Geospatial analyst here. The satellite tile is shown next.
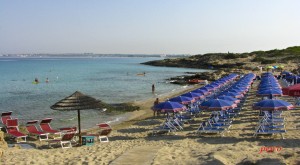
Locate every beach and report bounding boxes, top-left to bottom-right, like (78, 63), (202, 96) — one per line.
(1, 79), (300, 165)
(2, 0), (300, 164)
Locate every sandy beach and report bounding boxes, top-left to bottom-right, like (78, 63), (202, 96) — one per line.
(1, 80), (300, 165)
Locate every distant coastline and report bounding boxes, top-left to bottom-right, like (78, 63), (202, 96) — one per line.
(0, 53), (190, 58)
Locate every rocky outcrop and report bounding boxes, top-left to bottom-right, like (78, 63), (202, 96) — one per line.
(142, 46), (300, 71)
(167, 70), (230, 85)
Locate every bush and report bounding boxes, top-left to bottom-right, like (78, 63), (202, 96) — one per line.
(261, 59), (276, 64)
(282, 56), (298, 61)
(240, 53), (250, 58)
(224, 53), (240, 59)
(252, 56), (264, 62)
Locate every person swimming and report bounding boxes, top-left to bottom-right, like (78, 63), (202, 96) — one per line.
(33, 78), (39, 84)
(137, 72), (146, 76)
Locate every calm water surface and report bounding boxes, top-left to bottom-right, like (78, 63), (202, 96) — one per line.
(0, 57), (208, 129)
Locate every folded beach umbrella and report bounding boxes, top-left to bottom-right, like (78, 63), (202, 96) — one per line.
(169, 96), (195, 105)
(181, 92), (204, 100)
(253, 99), (294, 111)
(152, 101), (186, 113)
(200, 99), (237, 110)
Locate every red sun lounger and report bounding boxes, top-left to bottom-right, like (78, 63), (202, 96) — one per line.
(48, 132), (76, 149)
(40, 118), (61, 139)
(6, 119), (27, 143)
(26, 120), (49, 141)
(88, 123), (112, 142)
(1, 111), (13, 126)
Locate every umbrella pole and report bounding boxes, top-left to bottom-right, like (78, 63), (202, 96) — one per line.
(78, 109), (82, 145)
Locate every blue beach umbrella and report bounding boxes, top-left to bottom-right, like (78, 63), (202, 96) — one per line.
(152, 101), (186, 113)
(181, 92), (204, 100)
(169, 96), (195, 105)
(217, 96), (240, 103)
(229, 87), (248, 94)
(198, 87), (210, 93)
(200, 99), (237, 110)
(191, 89), (206, 95)
(226, 89), (245, 94)
(253, 99), (294, 111)
(210, 82), (221, 87)
(257, 88), (282, 96)
(258, 84), (281, 89)
(205, 84), (217, 90)
(220, 91), (244, 98)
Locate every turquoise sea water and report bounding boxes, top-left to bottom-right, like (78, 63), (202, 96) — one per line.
(0, 57), (208, 129)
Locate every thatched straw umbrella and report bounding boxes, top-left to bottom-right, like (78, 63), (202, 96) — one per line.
(50, 91), (104, 145)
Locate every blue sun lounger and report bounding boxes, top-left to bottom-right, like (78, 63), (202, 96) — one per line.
(152, 120), (177, 135)
(197, 121), (226, 136)
(254, 125), (286, 139)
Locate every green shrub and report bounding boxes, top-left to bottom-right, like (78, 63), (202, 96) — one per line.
(240, 53), (250, 58)
(252, 56), (264, 62)
(261, 59), (276, 64)
(224, 53), (239, 59)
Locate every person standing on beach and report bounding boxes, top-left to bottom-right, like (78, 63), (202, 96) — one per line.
(152, 84), (155, 93)
(153, 98), (159, 116)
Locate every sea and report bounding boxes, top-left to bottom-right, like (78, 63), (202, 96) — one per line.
(0, 57), (208, 130)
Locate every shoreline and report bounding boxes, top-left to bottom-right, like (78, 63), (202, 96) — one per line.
(87, 84), (202, 132)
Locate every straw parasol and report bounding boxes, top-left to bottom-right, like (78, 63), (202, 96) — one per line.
(51, 91), (104, 144)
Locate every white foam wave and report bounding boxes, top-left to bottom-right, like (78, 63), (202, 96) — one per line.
(106, 117), (123, 124)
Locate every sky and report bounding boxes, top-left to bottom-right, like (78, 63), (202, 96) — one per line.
(0, 0), (300, 55)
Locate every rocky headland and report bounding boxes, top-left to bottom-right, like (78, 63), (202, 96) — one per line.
(142, 46), (300, 84)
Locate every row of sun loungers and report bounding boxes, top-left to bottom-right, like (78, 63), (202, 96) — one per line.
(196, 74), (253, 136)
(1, 112), (112, 148)
(253, 73), (287, 139)
(152, 73), (254, 136)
